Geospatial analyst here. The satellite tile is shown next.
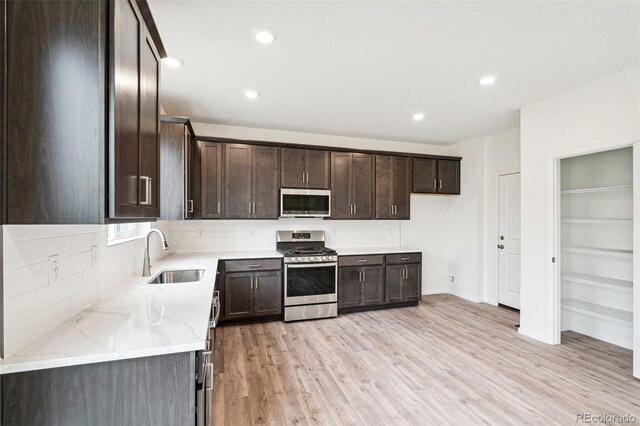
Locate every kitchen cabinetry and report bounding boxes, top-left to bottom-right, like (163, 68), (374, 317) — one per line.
(110, 0), (161, 219)
(281, 148), (330, 189)
(2, 352), (195, 425)
(160, 116), (194, 220)
(376, 155), (412, 219)
(413, 158), (461, 195)
(2, 0), (164, 223)
(331, 152), (375, 219)
(195, 141), (223, 219)
(219, 259), (283, 322)
(338, 252), (421, 313)
(225, 144), (279, 219)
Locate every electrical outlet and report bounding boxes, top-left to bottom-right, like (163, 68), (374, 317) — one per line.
(448, 274), (455, 283)
(250, 229), (256, 238)
(197, 229), (203, 238)
(91, 245), (99, 267)
(48, 255), (60, 284)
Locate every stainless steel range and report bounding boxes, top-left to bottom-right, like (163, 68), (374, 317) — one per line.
(276, 230), (338, 322)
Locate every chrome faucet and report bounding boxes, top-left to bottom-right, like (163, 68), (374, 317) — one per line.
(143, 229), (169, 277)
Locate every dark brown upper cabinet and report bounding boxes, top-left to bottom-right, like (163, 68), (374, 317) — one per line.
(412, 158), (461, 195)
(225, 144), (279, 219)
(2, 0), (164, 224)
(159, 117), (194, 220)
(109, 0), (161, 220)
(376, 156), (412, 220)
(331, 153), (375, 219)
(194, 141), (223, 219)
(280, 148), (330, 189)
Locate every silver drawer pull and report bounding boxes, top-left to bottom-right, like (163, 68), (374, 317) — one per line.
(357, 259), (368, 262)
(247, 264), (261, 268)
(400, 257), (410, 261)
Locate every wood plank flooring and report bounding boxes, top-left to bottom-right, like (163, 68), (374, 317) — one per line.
(211, 294), (640, 425)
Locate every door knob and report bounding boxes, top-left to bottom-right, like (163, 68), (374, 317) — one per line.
(497, 244), (505, 249)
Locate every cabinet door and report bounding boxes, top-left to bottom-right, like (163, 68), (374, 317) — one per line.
(252, 146), (279, 219)
(412, 158), (438, 193)
(375, 155), (393, 219)
(224, 144), (252, 218)
(184, 127), (194, 219)
(385, 265), (404, 304)
(281, 148), (306, 188)
(392, 157), (412, 219)
(338, 267), (362, 309)
(159, 121), (185, 220)
(138, 32), (160, 218)
(198, 141), (223, 219)
(254, 271), (282, 317)
(112, 0), (142, 218)
(224, 272), (253, 320)
(305, 150), (330, 189)
(404, 264), (421, 302)
(438, 160), (460, 194)
(351, 153), (375, 219)
(331, 152), (352, 219)
(361, 265), (385, 306)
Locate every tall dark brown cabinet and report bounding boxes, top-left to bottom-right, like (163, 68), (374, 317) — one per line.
(280, 148), (330, 189)
(159, 116), (194, 220)
(375, 155), (412, 220)
(194, 141), (223, 219)
(330, 152), (375, 219)
(1, 0), (164, 224)
(224, 144), (279, 219)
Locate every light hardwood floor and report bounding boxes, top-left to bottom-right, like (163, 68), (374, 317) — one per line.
(211, 294), (640, 425)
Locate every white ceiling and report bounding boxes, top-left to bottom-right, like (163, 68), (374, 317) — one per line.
(148, 1), (640, 145)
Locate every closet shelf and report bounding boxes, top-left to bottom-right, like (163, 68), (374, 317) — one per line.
(561, 219), (632, 224)
(562, 299), (632, 325)
(562, 272), (633, 291)
(562, 246), (633, 257)
(561, 185), (633, 195)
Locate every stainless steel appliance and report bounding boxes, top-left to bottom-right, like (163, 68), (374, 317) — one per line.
(195, 290), (219, 426)
(280, 189), (331, 218)
(276, 230), (338, 321)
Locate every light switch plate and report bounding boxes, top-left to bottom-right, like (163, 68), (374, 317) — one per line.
(48, 255), (60, 284)
(91, 245), (99, 267)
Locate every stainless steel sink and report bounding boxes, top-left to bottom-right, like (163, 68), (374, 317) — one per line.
(147, 269), (205, 284)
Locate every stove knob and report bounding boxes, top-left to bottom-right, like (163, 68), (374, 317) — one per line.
(291, 257), (298, 262)
(321, 256), (328, 261)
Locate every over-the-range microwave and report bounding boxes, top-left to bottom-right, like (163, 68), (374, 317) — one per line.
(280, 188), (331, 218)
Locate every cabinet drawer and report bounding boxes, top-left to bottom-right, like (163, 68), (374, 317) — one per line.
(224, 258), (282, 272)
(338, 255), (384, 267)
(385, 253), (422, 264)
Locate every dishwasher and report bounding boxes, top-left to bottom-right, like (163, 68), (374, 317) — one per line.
(196, 289), (220, 426)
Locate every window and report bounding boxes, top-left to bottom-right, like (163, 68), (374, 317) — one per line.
(107, 222), (152, 245)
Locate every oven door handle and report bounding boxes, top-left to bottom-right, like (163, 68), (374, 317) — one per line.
(285, 262), (337, 269)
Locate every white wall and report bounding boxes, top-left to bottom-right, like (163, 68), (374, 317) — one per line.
(1, 223), (170, 358)
(482, 128), (521, 304)
(519, 66), (640, 355)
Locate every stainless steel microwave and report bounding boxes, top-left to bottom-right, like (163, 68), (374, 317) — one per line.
(280, 189), (331, 218)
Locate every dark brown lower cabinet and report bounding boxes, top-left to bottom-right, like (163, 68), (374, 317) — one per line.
(386, 263), (421, 304)
(220, 259), (282, 323)
(1, 352), (195, 426)
(338, 253), (421, 313)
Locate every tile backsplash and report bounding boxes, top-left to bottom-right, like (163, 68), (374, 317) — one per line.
(2, 224), (170, 358)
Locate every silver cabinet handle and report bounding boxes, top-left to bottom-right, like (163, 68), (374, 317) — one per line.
(249, 202), (252, 214)
(350, 204), (353, 215)
(187, 199), (194, 213)
(247, 264), (262, 268)
(401, 257), (410, 261)
(362, 270), (365, 281)
(439, 180), (443, 190)
(140, 176), (152, 205)
(255, 276), (259, 290)
(357, 259), (368, 263)
(250, 277), (253, 289)
(217, 201), (220, 214)
(354, 204), (357, 215)
(302, 173), (305, 183)
(253, 203), (256, 214)
(358, 271), (363, 282)
(433, 179), (437, 190)
(306, 173), (309, 183)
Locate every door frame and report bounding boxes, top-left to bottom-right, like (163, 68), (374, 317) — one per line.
(495, 170), (521, 308)
(549, 138), (638, 377)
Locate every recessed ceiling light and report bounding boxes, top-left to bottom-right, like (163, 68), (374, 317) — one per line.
(478, 75), (497, 85)
(253, 28), (277, 44)
(162, 56), (184, 68)
(412, 112), (425, 121)
(244, 90), (260, 100)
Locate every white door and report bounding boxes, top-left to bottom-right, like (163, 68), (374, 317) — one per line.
(498, 173), (521, 309)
